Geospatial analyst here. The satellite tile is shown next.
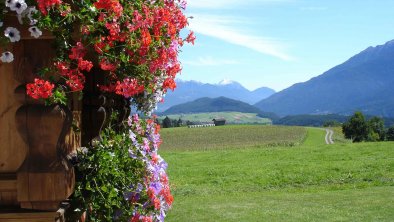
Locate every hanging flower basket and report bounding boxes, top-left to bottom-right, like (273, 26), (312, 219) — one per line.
(0, 0), (194, 221)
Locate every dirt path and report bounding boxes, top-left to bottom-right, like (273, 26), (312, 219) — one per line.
(325, 129), (334, 144)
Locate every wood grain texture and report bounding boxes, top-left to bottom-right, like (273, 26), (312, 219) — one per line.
(0, 208), (64, 222)
(0, 45), (28, 173)
(16, 105), (76, 210)
(0, 180), (17, 191)
(0, 191), (18, 206)
(1, 15), (80, 211)
(3, 14), (54, 40)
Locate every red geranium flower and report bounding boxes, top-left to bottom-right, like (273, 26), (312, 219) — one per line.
(26, 78), (55, 99)
(69, 42), (86, 60)
(99, 59), (117, 71)
(115, 78), (144, 98)
(163, 77), (176, 91)
(94, 0), (123, 17)
(78, 59), (93, 72)
(36, 0), (62, 15)
(185, 30), (196, 45)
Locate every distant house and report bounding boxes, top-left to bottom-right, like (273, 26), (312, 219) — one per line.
(212, 118), (226, 126)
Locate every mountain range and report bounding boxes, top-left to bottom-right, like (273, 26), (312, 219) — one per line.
(255, 40), (394, 117)
(156, 80), (275, 112)
(161, 97), (261, 115)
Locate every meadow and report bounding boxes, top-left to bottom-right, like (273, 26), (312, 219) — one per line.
(159, 112), (272, 125)
(159, 126), (394, 221)
(159, 125), (306, 151)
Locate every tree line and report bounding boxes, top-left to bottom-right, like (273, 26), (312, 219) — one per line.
(161, 116), (184, 128)
(342, 111), (394, 142)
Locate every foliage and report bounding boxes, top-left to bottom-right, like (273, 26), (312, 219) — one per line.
(387, 126), (394, 141)
(367, 116), (386, 141)
(323, 120), (341, 127)
(1, 0), (194, 114)
(161, 116), (183, 128)
(176, 118), (183, 127)
(159, 125), (307, 151)
(275, 114), (349, 127)
(161, 127), (394, 221)
(342, 112), (369, 142)
(330, 127), (352, 144)
(343, 112), (388, 142)
(2, 1), (192, 221)
(274, 113), (394, 128)
(161, 116), (172, 128)
(69, 114), (173, 221)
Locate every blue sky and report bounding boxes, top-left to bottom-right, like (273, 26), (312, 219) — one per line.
(179, 0), (394, 91)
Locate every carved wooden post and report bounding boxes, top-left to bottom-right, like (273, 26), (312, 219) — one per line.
(81, 67), (131, 145)
(0, 14), (131, 221)
(0, 16), (80, 221)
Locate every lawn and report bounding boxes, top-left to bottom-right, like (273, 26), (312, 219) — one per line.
(160, 125), (307, 151)
(159, 126), (394, 221)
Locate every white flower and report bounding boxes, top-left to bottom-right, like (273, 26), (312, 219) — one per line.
(4, 27), (21, 42)
(5, 0), (15, 7)
(15, 6), (37, 25)
(28, 26), (42, 38)
(27, 7), (38, 25)
(0, 52), (14, 63)
(9, 0), (28, 14)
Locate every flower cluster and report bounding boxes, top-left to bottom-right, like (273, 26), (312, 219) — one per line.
(1, 1), (192, 221)
(1, 0), (42, 62)
(71, 114), (173, 222)
(1, 0), (194, 115)
(26, 78), (54, 99)
(126, 114), (173, 221)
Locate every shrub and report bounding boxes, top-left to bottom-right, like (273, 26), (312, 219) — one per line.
(387, 126), (394, 141)
(342, 112), (368, 142)
(69, 114), (173, 221)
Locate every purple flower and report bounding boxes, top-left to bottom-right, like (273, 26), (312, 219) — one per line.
(158, 156), (168, 171)
(143, 138), (150, 152)
(123, 191), (132, 201)
(179, 0), (187, 10)
(149, 182), (162, 195)
(159, 209), (166, 222)
(129, 130), (136, 141)
(137, 183), (144, 192)
(132, 114), (139, 123)
(128, 149), (138, 159)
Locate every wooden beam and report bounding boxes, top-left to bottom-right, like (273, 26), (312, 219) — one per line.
(0, 208), (65, 222)
(0, 180), (17, 191)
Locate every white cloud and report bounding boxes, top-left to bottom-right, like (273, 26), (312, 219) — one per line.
(188, 15), (294, 61)
(183, 56), (240, 66)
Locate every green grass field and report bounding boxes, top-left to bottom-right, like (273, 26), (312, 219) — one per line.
(159, 126), (394, 221)
(330, 126), (352, 144)
(159, 112), (272, 125)
(160, 125), (306, 151)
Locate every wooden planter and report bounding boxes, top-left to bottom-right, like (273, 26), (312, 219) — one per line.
(0, 15), (130, 221)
